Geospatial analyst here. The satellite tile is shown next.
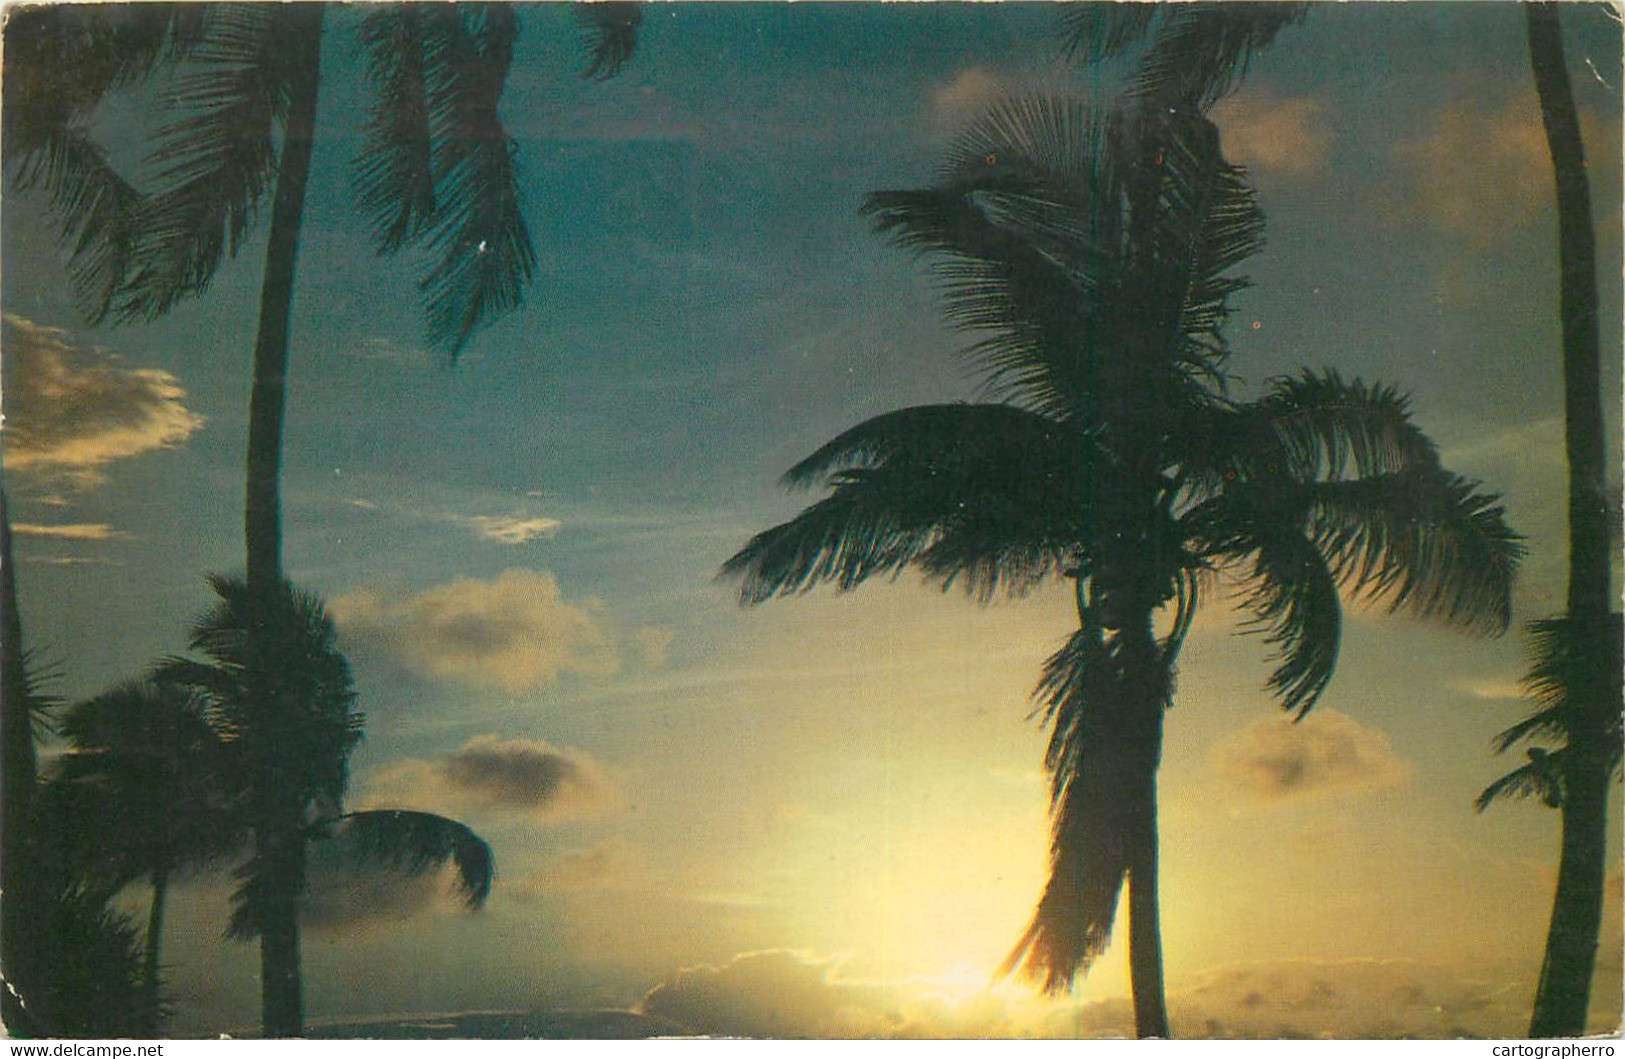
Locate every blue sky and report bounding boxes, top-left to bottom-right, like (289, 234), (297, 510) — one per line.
(3, 2), (1622, 1038)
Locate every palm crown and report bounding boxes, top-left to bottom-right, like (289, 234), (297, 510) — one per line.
(724, 98), (1521, 1026)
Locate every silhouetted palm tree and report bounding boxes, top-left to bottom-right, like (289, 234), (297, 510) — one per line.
(164, 576), (493, 1021)
(4, 5), (636, 1035)
(724, 99), (1521, 1038)
(47, 677), (242, 1012)
(1, 489), (163, 1036)
(2, 488), (46, 1034)
(1477, 4), (1623, 1038)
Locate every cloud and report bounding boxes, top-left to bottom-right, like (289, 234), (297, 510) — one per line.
(1170, 958), (1535, 1039)
(10, 522), (121, 542)
(1211, 709), (1412, 803)
(364, 735), (619, 823)
(331, 569), (616, 692)
(634, 952), (1574, 1039)
(640, 950), (904, 1038)
(631, 625), (676, 669)
(459, 514), (562, 545)
(1212, 89), (1335, 178)
(2, 315), (204, 486)
(928, 67), (1007, 135)
(1390, 89), (1618, 246)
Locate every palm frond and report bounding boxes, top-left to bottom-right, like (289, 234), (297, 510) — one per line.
(1225, 371), (1444, 485)
(865, 98), (1114, 419)
(574, 2), (642, 81)
(1003, 620), (1167, 991)
(1057, 4), (1159, 62)
(1123, 3), (1310, 111)
(1241, 525), (1342, 717)
(1477, 748), (1567, 811)
(109, 5), (298, 322)
(1484, 614), (1624, 797)
(1301, 470), (1521, 634)
(2, 5), (202, 322)
(724, 404), (1090, 604)
(413, 5), (536, 358)
(354, 7), (439, 254)
(331, 809), (494, 908)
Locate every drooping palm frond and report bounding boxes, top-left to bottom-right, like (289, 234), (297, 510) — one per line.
(724, 404), (1092, 603)
(355, 7), (439, 254)
(413, 5), (536, 357)
(329, 809), (495, 908)
(2, 4), (204, 321)
(110, 5), (309, 322)
(574, 2), (642, 81)
(1003, 620), (1167, 992)
(1239, 522), (1343, 717)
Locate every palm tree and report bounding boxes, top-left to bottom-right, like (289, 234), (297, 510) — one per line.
(2, 488), (46, 1035)
(163, 576), (494, 1035)
(46, 677), (243, 1013)
(4, 4), (637, 1036)
(1476, 4), (1622, 1038)
(723, 99), (1521, 1038)
(1, 489), (164, 1036)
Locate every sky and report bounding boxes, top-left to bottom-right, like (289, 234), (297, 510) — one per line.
(2, 1), (1623, 1040)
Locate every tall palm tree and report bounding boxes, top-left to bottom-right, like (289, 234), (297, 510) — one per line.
(46, 677), (243, 1013)
(1477, 4), (1622, 1038)
(160, 575), (495, 1034)
(723, 99), (1521, 1038)
(4, 4), (637, 1036)
(1, 488), (45, 1035)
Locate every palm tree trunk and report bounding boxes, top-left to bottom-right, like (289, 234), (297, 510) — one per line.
(143, 864), (170, 1014)
(1127, 784), (1170, 1038)
(0, 488), (42, 1034)
(1524, 3), (1616, 1038)
(243, 4), (324, 1039)
(1531, 743), (1611, 1036)
(1526, 2), (1609, 621)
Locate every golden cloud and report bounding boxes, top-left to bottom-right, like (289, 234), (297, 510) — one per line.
(1390, 89), (1618, 246)
(1212, 89), (1335, 178)
(1210, 708), (1412, 803)
(2, 314), (204, 485)
(331, 569), (617, 692)
(11, 522), (121, 541)
(460, 514), (563, 545)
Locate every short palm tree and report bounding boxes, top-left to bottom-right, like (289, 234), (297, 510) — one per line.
(159, 576), (494, 1027)
(723, 99), (1521, 1038)
(46, 677), (243, 1014)
(4, 4), (636, 1035)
